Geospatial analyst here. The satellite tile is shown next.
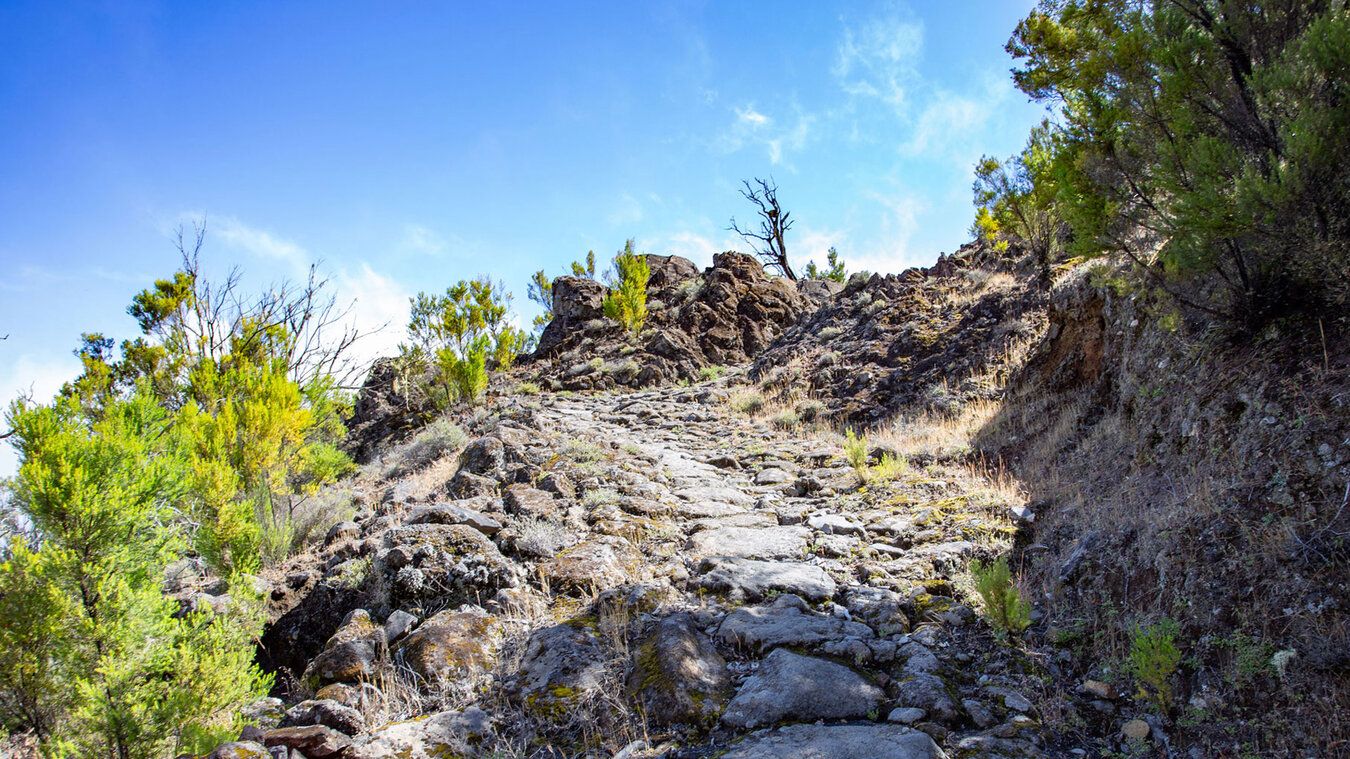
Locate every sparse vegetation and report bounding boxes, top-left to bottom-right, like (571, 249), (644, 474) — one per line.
(1128, 619), (1183, 713)
(602, 240), (650, 337)
(970, 556), (1031, 642)
(728, 389), (766, 415)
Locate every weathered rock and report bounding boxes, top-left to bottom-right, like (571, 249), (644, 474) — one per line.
(459, 437), (505, 477)
(754, 467), (793, 485)
(263, 725), (352, 759)
(383, 610), (418, 645)
(892, 673), (961, 724)
(537, 472), (575, 499)
(807, 513), (864, 535)
(208, 742), (270, 759)
(314, 683), (383, 712)
(719, 724), (947, 759)
(396, 609), (503, 685)
(697, 557), (836, 603)
(687, 525), (811, 560)
(721, 649), (883, 729)
(503, 485), (560, 519)
(405, 502), (502, 536)
(627, 613), (731, 727)
(352, 708), (490, 759)
(377, 524), (521, 608)
(445, 470), (497, 499)
(539, 535), (642, 595)
(844, 585), (910, 634)
(279, 699), (365, 736)
(324, 521), (361, 547)
(302, 610), (383, 686)
(716, 596), (874, 654)
(509, 624), (609, 718)
(1121, 719), (1151, 740)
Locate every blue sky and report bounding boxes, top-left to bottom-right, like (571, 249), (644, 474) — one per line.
(0, 1), (1046, 474)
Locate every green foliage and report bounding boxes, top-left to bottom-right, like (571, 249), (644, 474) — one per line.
(971, 120), (1064, 280)
(572, 250), (597, 279)
(970, 556), (1032, 641)
(698, 365), (727, 382)
(404, 277), (527, 406)
(58, 240), (357, 573)
(1006, 1), (1350, 327)
(870, 453), (908, 482)
(602, 240), (650, 336)
(527, 270), (553, 336)
(804, 247), (848, 282)
(1128, 618), (1182, 712)
(1, 393), (269, 757)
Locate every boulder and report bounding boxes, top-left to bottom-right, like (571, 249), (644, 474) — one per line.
(627, 613), (731, 727)
(508, 624), (609, 719)
(716, 597), (874, 654)
(458, 437), (505, 477)
(302, 610), (383, 687)
(539, 536), (642, 595)
(278, 699), (365, 736)
(396, 609), (503, 685)
(262, 725), (352, 759)
(352, 708), (490, 759)
(687, 526), (811, 561)
(404, 502), (502, 536)
(720, 649), (883, 729)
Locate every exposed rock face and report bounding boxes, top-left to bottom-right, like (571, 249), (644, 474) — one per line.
(751, 242), (1048, 426)
(526, 252), (807, 389)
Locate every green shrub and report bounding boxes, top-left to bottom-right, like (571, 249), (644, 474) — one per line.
(771, 409), (799, 431)
(1, 393), (270, 757)
(516, 381), (541, 395)
(970, 556), (1032, 641)
(795, 399), (826, 423)
(405, 277), (526, 406)
(843, 427), (869, 473)
(603, 240), (650, 336)
(871, 453), (908, 482)
(699, 365), (727, 381)
(1129, 618), (1183, 712)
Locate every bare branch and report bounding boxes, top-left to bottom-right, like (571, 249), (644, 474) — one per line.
(728, 177), (797, 279)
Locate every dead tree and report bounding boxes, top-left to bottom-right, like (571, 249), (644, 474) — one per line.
(728, 177), (796, 280)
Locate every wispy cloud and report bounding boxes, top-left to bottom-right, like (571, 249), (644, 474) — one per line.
(735, 105), (771, 128)
(336, 264), (411, 367)
(720, 102), (815, 167)
(402, 224), (447, 256)
(607, 192), (645, 227)
(212, 216), (310, 274)
(834, 10), (924, 110)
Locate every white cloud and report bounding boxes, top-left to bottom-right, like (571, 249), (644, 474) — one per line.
(794, 226), (848, 271)
(721, 103), (815, 167)
(736, 105), (771, 128)
(841, 190), (932, 275)
(835, 11), (925, 109)
(334, 264), (412, 372)
(901, 75), (1016, 169)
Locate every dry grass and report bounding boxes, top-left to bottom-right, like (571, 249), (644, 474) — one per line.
(873, 398), (1002, 461)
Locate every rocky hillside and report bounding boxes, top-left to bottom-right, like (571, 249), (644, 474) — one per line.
(218, 381), (1062, 759)
(191, 243), (1350, 759)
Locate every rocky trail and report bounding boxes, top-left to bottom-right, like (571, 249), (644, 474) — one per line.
(224, 375), (1108, 759)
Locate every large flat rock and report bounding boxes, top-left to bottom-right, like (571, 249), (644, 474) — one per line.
(687, 526), (811, 560)
(716, 598), (874, 654)
(721, 649), (882, 729)
(720, 724), (947, 759)
(697, 557), (836, 602)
